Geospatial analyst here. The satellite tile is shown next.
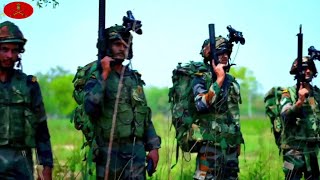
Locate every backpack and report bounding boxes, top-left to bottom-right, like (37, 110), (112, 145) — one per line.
(263, 86), (296, 148)
(168, 61), (210, 153)
(71, 60), (99, 148)
(70, 61), (100, 175)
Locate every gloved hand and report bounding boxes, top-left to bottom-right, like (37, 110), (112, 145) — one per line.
(146, 149), (159, 171)
(37, 166), (52, 180)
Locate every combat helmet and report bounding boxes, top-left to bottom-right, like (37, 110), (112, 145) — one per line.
(105, 24), (133, 59)
(290, 56), (318, 78)
(0, 21), (27, 52)
(200, 36), (233, 59)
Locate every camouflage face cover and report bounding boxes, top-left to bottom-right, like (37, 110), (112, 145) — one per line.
(200, 36), (232, 58)
(290, 56), (318, 77)
(0, 21), (27, 45)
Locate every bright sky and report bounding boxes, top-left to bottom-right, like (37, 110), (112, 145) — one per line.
(1, 0), (320, 94)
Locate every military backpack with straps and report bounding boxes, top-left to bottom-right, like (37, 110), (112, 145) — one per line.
(168, 61), (211, 153)
(71, 61), (99, 149)
(264, 86), (296, 148)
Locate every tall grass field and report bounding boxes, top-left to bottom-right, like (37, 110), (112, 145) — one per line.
(47, 116), (284, 180)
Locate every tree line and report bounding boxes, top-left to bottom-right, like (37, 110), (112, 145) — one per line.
(35, 66), (265, 119)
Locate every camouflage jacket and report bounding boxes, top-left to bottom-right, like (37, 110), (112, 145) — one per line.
(280, 85), (320, 149)
(83, 65), (160, 151)
(191, 65), (243, 147)
(0, 70), (53, 167)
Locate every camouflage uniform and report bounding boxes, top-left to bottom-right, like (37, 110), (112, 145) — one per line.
(192, 37), (243, 180)
(280, 57), (320, 180)
(0, 21), (53, 179)
(84, 25), (161, 180)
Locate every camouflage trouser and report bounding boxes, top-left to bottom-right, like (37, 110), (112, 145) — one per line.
(193, 145), (240, 180)
(95, 138), (146, 180)
(0, 147), (34, 180)
(283, 148), (320, 180)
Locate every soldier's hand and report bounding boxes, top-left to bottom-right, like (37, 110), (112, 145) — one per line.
(146, 149), (159, 171)
(37, 166), (52, 180)
(212, 62), (226, 87)
(43, 166), (52, 180)
(101, 56), (114, 80)
(297, 84), (308, 106)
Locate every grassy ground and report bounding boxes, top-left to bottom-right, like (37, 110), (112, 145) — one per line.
(47, 116), (284, 179)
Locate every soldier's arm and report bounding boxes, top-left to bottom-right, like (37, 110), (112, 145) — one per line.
(144, 118), (161, 151)
(28, 76), (53, 168)
(280, 90), (301, 121)
(83, 76), (107, 119)
(192, 76), (220, 112)
(136, 84), (161, 151)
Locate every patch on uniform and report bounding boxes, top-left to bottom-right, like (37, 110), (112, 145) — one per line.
(283, 161), (294, 170)
(280, 98), (287, 106)
(194, 72), (204, 76)
(31, 76), (37, 82)
(137, 85), (143, 94)
(132, 86), (144, 102)
(282, 92), (290, 99)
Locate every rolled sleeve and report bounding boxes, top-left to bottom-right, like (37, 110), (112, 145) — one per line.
(192, 76), (220, 112)
(280, 93), (300, 122)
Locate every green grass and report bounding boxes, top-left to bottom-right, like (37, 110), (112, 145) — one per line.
(47, 116), (284, 179)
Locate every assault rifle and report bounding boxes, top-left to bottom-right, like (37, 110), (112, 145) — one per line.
(296, 25), (304, 99)
(96, 0), (106, 72)
(208, 24), (245, 81)
(208, 24), (218, 82)
(96, 10), (143, 70)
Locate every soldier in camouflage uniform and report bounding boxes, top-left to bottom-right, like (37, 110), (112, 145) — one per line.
(192, 37), (244, 180)
(280, 56), (320, 179)
(84, 25), (161, 179)
(0, 21), (53, 179)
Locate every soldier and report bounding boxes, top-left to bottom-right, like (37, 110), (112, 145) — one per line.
(192, 36), (244, 180)
(83, 24), (161, 179)
(0, 21), (53, 179)
(280, 56), (320, 179)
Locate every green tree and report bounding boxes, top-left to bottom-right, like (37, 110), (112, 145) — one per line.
(36, 66), (75, 118)
(145, 86), (170, 116)
(230, 66), (264, 118)
(32, 0), (59, 8)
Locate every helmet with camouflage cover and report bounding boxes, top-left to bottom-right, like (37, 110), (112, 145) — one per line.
(0, 21), (27, 53)
(104, 24), (133, 59)
(200, 36), (233, 58)
(290, 56), (318, 78)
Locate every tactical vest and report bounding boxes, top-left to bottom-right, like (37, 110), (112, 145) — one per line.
(0, 70), (38, 148)
(281, 86), (320, 149)
(192, 72), (244, 147)
(95, 67), (151, 142)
